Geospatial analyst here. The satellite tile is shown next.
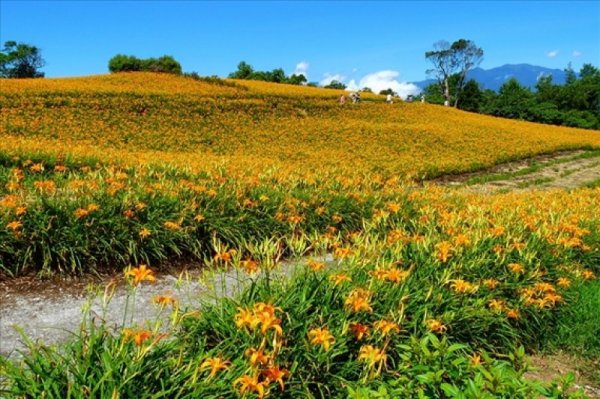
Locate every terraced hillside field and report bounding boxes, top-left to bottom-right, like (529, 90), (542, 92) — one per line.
(1, 73), (599, 399)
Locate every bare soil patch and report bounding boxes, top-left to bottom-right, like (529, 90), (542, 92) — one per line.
(433, 149), (600, 192)
(526, 353), (600, 398)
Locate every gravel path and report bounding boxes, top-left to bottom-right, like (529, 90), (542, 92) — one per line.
(0, 256), (326, 358)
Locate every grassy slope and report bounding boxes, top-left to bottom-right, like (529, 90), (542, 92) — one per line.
(1, 73), (599, 178)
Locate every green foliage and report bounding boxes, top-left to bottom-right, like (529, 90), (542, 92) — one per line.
(228, 61), (307, 86)
(108, 54), (182, 74)
(379, 88), (396, 96)
(548, 280), (600, 357)
(0, 40), (45, 78)
(324, 80), (346, 90)
(429, 63), (600, 129)
(425, 39), (484, 107)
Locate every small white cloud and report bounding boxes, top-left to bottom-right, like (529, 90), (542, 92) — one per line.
(346, 79), (359, 91)
(320, 73), (345, 86)
(546, 50), (559, 58)
(294, 61), (309, 77)
(572, 50), (582, 57)
(352, 68), (358, 73)
(345, 70), (420, 99)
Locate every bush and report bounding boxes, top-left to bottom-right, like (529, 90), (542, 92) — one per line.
(108, 54), (181, 74)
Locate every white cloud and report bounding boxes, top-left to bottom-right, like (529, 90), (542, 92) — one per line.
(346, 70), (420, 99)
(294, 61), (309, 77)
(546, 50), (559, 58)
(320, 73), (346, 86)
(572, 50), (582, 57)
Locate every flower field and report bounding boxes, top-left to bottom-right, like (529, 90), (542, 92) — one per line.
(1, 73), (599, 398)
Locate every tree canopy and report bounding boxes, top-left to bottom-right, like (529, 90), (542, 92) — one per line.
(424, 63), (600, 130)
(0, 41), (45, 78)
(108, 54), (182, 74)
(425, 39), (483, 107)
(228, 61), (307, 85)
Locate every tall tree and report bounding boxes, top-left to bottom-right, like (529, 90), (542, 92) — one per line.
(0, 41), (45, 78)
(228, 61), (254, 79)
(425, 39), (483, 107)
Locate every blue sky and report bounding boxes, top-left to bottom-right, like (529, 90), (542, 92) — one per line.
(1, 0), (598, 92)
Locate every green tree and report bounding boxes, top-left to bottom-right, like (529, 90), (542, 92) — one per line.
(228, 61), (254, 79)
(288, 73), (307, 85)
(108, 54), (182, 74)
(142, 56), (182, 74)
(0, 41), (45, 78)
(324, 80), (346, 90)
(108, 54), (142, 72)
(425, 39), (483, 107)
(457, 79), (483, 112)
(488, 78), (535, 120)
(379, 88), (396, 96)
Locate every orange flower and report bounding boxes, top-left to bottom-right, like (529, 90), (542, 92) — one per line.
(373, 320), (400, 336)
(164, 221), (181, 230)
(435, 241), (452, 262)
(240, 258), (259, 274)
(308, 327), (335, 351)
(199, 356), (230, 378)
(383, 268), (410, 283)
(349, 323), (369, 341)
(139, 227), (151, 238)
(123, 328), (152, 346)
(245, 347), (271, 367)
(483, 278), (499, 289)
(506, 308), (520, 319)
(556, 277), (571, 287)
(582, 270), (595, 280)
(453, 234), (470, 247)
(153, 294), (177, 307)
(449, 279), (477, 294)
(234, 374), (267, 399)
(74, 208), (89, 219)
(358, 345), (386, 369)
(426, 319), (447, 333)
(30, 163), (44, 173)
(470, 353), (482, 367)
(488, 299), (505, 312)
(123, 209), (135, 218)
(508, 263), (525, 274)
(345, 289), (373, 313)
(235, 307), (260, 330)
(125, 264), (156, 285)
(6, 220), (22, 230)
(386, 202), (401, 213)
(307, 260), (325, 271)
(334, 246), (352, 259)
(329, 273), (351, 285)
(262, 366), (289, 391)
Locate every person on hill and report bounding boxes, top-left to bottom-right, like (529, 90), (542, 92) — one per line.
(386, 94), (393, 104)
(350, 92), (361, 103)
(339, 94), (346, 104)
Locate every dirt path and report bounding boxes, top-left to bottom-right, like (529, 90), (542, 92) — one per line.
(526, 353), (600, 398)
(435, 149), (600, 192)
(0, 257), (324, 358)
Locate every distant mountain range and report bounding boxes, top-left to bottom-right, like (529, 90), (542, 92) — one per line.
(413, 64), (568, 92)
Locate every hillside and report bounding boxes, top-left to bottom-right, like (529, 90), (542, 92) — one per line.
(1, 72), (599, 275)
(2, 73), (600, 399)
(1, 72), (599, 179)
